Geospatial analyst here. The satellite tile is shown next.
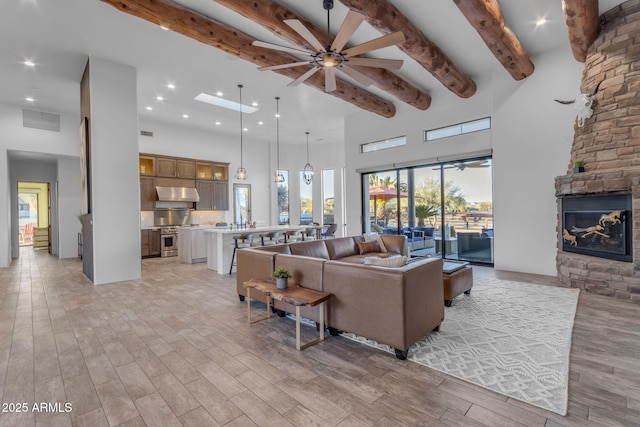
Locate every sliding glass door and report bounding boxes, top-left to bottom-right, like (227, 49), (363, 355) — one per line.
(363, 157), (493, 264)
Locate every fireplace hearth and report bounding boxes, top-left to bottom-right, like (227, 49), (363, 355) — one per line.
(561, 195), (632, 262)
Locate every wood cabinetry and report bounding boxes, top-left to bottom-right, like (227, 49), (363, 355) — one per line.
(33, 227), (49, 250)
(196, 162), (213, 180)
(141, 229), (161, 258)
(139, 156), (155, 175)
(140, 176), (156, 211)
(176, 160), (196, 179)
(213, 164), (228, 181)
(196, 181), (213, 210)
(213, 181), (229, 210)
(156, 157), (176, 177)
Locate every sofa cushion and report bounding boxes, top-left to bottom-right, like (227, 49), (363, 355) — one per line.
(325, 237), (358, 260)
(363, 234), (387, 252)
(364, 255), (407, 267)
(289, 240), (330, 259)
(356, 240), (381, 255)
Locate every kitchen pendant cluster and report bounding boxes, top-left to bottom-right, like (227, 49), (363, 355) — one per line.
(233, 85), (315, 185)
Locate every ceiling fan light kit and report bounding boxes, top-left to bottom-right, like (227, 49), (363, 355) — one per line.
(235, 84), (248, 180)
(252, 0), (405, 93)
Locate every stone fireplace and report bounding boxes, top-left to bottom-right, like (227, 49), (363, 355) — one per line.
(556, 0), (640, 301)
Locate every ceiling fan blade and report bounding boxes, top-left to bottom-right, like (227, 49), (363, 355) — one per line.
(287, 67), (321, 87)
(258, 61), (312, 71)
(325, 67), (337, 92)
(284, 19), (326, 52)
(336, 65), (376, 87)
(252, 40), (313, 56)
(342, 31), (406, 58)
(330, 10), (366, 52)
(346, 57), (403, 70)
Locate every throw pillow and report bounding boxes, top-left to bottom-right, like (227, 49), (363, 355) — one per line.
(356, 240), (381, 255)
(363, 255), (407, 267)
(363, 234), (387, 252)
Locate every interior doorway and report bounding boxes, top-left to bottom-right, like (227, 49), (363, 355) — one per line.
(233, 183), (251, 226)
(18, 181), (50, 250)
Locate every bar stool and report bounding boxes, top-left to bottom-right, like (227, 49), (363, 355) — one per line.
(302, 228), (316, 241)
(283, 230), (299, 243)
(229, 234), (254, 275)
(260, 231), (280, 246)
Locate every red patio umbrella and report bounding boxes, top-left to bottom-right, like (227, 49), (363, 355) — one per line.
(369, 186), (408, 226)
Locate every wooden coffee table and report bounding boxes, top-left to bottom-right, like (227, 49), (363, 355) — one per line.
(243, 279), (331, 350)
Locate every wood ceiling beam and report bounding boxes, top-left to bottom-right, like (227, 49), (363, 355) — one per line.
(214, 0), (431, 111)
(339, 0), (476, 98)
(453, 0), (535, 81)
(561, 0), (600, 62)
(99, 0), (395, 118)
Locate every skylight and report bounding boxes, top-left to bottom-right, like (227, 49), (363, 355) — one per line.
(194, 93), (259, 114)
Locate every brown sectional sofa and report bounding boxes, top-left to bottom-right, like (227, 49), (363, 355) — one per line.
(236, 235), (444, 359)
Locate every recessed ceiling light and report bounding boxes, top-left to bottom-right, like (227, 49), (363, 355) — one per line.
(258, 121), (264, 125)
(182, 114), (189, 118)
(156, 96), (164, 101)
(536, 18), (547, 26)
(160, 25), (169, 31)
(25, 97), (34, 102)
(215, 121), (221, 125)
(146, 106), (153, 111)
(216, 91), (223, 97)
(243, 128), (248, 132)
(275, 113), (280, 118)
(252, 102), (258, 107)
(24, 60), (35, 67)
(167, 83), (175, 89)
(194, 93), (259, 114)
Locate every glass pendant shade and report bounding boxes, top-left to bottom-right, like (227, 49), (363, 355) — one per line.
(235, 84), (247, 180)
(302, 131), (314, 185)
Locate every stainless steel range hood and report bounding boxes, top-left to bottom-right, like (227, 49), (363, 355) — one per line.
(156, 186), (200, 202)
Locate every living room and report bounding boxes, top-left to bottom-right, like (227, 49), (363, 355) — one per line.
(1, 0), (639, 426)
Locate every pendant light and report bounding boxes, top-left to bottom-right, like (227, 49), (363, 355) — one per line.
(302, 131), (314, 185)
(234, 84), (247, 180)
(274, 97), (285, 183)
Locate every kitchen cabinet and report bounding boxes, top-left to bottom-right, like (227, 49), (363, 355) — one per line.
(176, 160), (196, 179)
(178, 228), (207, 263)
(139, 156), (155, 175)
(141, 229), (161, 258)
(195, 181), (213, 210)
(213, 181), (229, 210)
(195, 181), (228, 211)
(156, 157), (176, 177)
(213, 164), (228, 181)
(196, 162), (213, 180)
(140, 176), (156, 211)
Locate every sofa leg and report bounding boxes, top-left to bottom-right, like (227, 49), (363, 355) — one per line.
(328, 327), (340, 336)
(238, 295), (245, 302)
(432, 324), (440, 332)
(394, 348), (408, 360)
(464, 289), (472, 295)
(444, 300), (452, 307)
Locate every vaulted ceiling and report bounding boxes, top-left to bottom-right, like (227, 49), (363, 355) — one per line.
(0, 0), (623, 145)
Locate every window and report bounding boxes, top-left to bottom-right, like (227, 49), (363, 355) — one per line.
(361, 136), (406, 153)
(425, 117), (491, 141)
(322, 170), (334, 224)
(277, 170), (289, 225)
(299, 171), (313, 224)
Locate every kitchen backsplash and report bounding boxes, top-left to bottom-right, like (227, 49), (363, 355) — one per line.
(190, 210), (227, 225)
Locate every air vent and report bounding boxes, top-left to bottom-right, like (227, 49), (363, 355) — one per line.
(23, 109), (60, 132)
(140, 130), (154, 137)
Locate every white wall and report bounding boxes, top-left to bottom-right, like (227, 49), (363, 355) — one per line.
(345, 45), (583, 276)
(0, 104), (80, 267)
(88, 57), (140, 284)
(57, 157), (82, 258)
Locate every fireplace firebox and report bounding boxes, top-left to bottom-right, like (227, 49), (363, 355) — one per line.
(561, 194), (632, 262)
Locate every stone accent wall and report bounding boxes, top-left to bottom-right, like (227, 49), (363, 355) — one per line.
(556, 0), (640, 301)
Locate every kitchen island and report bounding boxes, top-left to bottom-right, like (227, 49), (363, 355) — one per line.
(204, 225), (320, 274)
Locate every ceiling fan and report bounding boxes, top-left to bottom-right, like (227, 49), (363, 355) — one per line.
(251, 0), (405, 92)
(444, 160), (490, 171)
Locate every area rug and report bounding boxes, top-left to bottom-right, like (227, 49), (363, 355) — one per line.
(341, 278), (580, 415)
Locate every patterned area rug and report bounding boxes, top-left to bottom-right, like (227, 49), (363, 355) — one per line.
(341, 278), (580, 415)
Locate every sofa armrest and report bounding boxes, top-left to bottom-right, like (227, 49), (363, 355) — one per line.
(236, 248), (277, 301)
(380, 234), (408, 256)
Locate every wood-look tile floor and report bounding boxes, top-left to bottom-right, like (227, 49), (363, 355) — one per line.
(1, 248), (639, 426)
